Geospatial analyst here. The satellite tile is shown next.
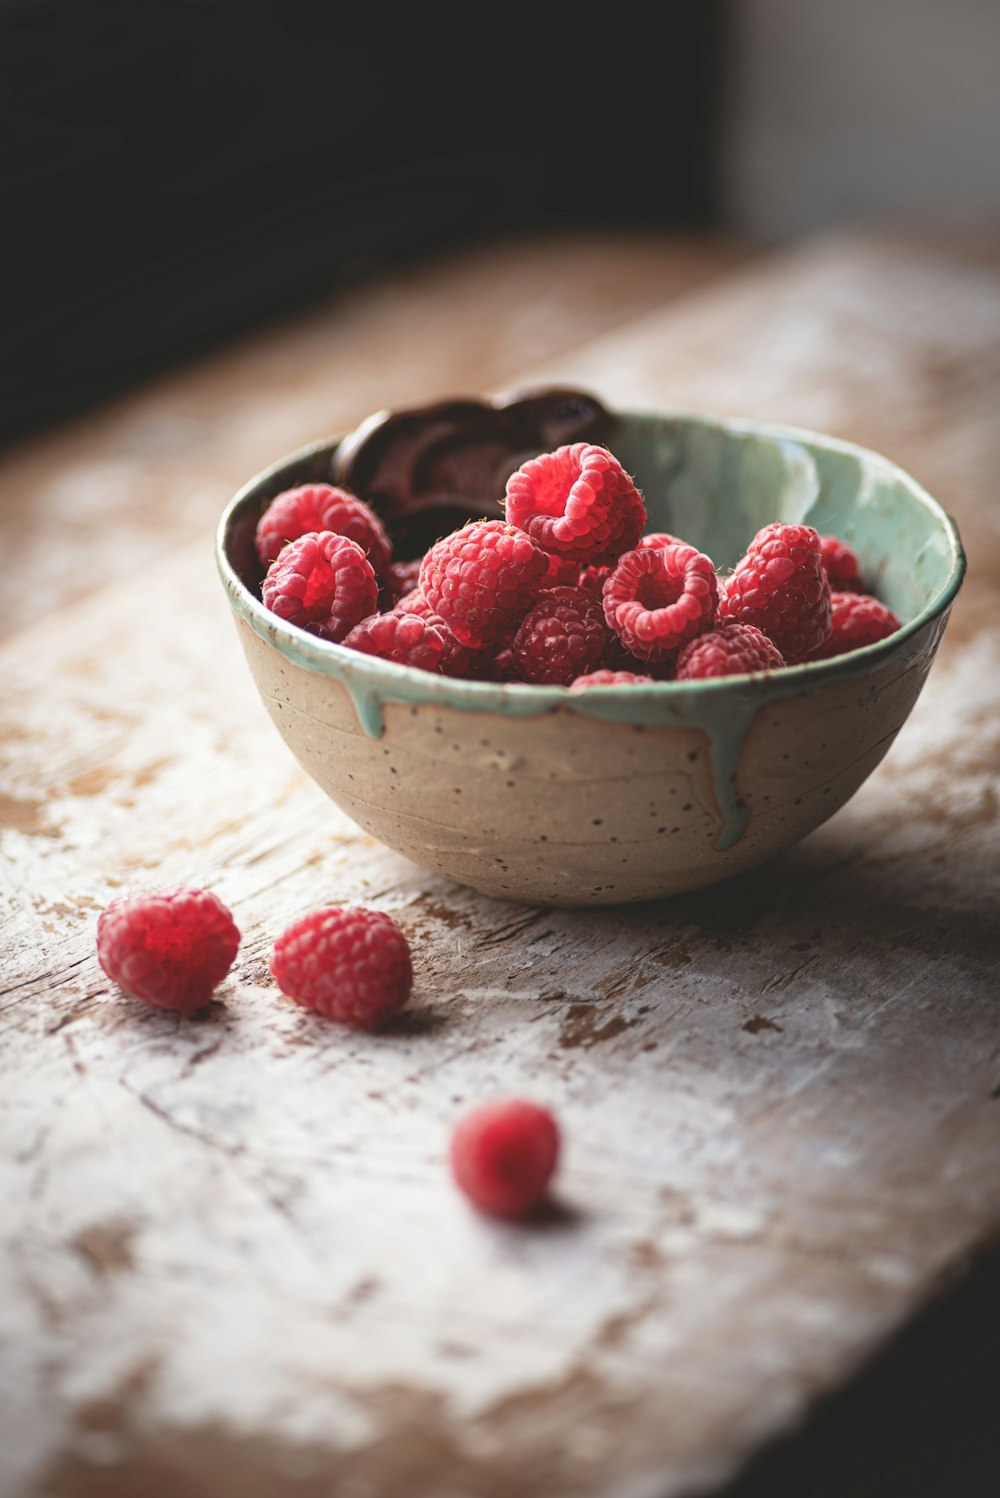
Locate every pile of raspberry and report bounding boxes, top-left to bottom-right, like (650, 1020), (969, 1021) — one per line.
(255, 446), (900, 683)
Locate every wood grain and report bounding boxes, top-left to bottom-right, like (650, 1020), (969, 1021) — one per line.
(2, 232), (999, 1498)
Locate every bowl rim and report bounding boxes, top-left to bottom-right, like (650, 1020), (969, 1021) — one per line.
(216, 408), (966, 715)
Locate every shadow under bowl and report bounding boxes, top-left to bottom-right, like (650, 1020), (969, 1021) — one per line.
(216, 410), (964, 906)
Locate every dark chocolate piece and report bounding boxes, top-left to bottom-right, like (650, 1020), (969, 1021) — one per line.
(492, 386), (612, 449)
(332, 387), (615, 559)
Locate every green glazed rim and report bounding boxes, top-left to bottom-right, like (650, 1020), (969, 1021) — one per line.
(217, 409), (964, 851)
(216, 408), (965, 718)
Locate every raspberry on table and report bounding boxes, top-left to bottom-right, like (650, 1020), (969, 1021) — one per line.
(342, 611), (454, 674)
(675, 622), (786, 680)
(819, 535), (866, 593)
(262, 531), (378, 643)
(418, 519), (550, 649)
(255, 484), (392, 576)
(511, 585), (610, 686)
(570, 668), (655, 687)
(718, 523), (831, 663)
(270, 906), (412, 1030)
(810, 592), (901, 659)
(602, 542), (718, 664)
(450, 1099), (560, 1218)
(97, 889), (240, 1012)
(505, 442), (646, 564)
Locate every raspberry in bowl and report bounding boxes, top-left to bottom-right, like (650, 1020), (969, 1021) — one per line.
(217, 391), (964, 906)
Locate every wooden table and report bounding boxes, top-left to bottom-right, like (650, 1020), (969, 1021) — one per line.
(2, 230), (998, 1498)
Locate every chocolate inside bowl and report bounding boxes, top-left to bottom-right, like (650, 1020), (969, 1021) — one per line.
(217, 397), (964, 906)
(332, 386), (616, 559)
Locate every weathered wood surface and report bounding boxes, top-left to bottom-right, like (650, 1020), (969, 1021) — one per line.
(2, 233), (999, 1498)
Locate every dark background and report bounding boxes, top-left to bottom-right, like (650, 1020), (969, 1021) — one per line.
(0, 0), (726, 441)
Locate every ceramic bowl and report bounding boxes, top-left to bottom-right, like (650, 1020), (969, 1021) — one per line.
(216, 410), (964, 906)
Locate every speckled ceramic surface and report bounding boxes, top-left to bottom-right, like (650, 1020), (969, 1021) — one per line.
(216, 411), (964, 905)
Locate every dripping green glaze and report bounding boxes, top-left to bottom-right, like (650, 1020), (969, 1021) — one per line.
(217, 410), (964, 854)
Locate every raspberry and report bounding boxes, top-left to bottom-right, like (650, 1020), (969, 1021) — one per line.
(392, 590), (482, 677)
(505, 443), (646, 564)
(542, 552), (582, 587)
(342, 611), (453, 674)
(602, 630), (647, 672)
(491, 646), (518, 682)
(418, 520), (550, 649)
(383, 558), (423, 606)
(579, 537), (683, 602)
(270, 906), (412, 1029)
(675, 623), (785, 680)
(97, 889), (240, 1012)
(395, 587), (432, 617)
(255, 484), (392, 575)
(638, 531), (686, 551)
(820, 535), (866, 593)
(810, 592), (901, 660)
(511, 585), (610, 686)
(602, 542), (718, 664)
(262, 531), (378, 643)
(450, 1099), (560, 1218)
(570, 669), (654, 687)
(718, 523), (831, 663)
(578, 562), (611, 600)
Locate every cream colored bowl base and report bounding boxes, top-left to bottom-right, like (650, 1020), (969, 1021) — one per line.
(239, 619), (933, 905)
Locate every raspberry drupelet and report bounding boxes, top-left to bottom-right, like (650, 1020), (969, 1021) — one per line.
(262, 531), (378, 643)
(255, 483), (392, 575)
(718, 523), (832, 663)
(418, 519), (550, 650)
(450, 1099), (561, 1218)
(392, 590), (485, 677)
(577, 562), (611, 600)
(810, 592), (901, 660)
(505, 442), (646, 565)
(819, 535), (866, 594)
(511, 585), (610, 686)
(97, 889), (240, 1012)
(602, 542), (718, 664)
(675, 623), (785, 680)
(490, 645), (518, 681)
(542, 552), (583, 588)
(383, 558), (424, 606)
(394, 588), (434, 617)
(637, 531), (685, 552)
(342, 611), (453, 674)
(270, 906), (412, 1030)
